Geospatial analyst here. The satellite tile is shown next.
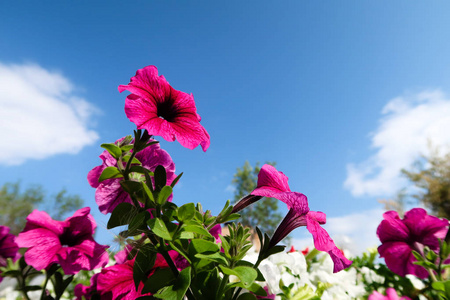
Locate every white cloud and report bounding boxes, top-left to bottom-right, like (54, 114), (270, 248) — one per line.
(344, 90), (450, 197)
(291, 208), (384, 256)
(0, 62), (100, 165)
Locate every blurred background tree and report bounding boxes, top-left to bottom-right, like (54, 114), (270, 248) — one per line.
(382, 145), (450, 220)
(0, 181), (83, 235)
(401, 147), (450, 219)
(231, 161), (283, 237)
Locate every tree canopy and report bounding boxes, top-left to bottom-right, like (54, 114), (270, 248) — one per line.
(0, 182), (83, 235)
(400, 148), (450, 219)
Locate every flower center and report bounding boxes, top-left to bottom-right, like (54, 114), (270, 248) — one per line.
(157, 98), (177, 122)
(59, 229), (79, 247)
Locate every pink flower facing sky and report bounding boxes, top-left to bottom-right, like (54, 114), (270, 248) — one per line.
(250, 164), (352, 273)
(88, 137), (176, 214)
(377, 208), (449, 279)
(0, 226), (19, 283)
(119, 65), (210, 152)
(16, 207), (109, 275)
(368, 288), (411, 300)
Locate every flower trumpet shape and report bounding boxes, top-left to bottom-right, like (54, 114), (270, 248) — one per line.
(376, 208), (449, 278)
(119, 65), (210, 151)
(16, 207), (109, 275)
(234, 164), (352, 273)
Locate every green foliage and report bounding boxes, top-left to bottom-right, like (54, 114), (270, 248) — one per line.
(231, 161), (283, 236)
(400, 146), (450, 219)
(0, 182), (83, 235)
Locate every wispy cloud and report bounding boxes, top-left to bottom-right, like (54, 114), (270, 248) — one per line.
(344, 90), (450, 197)
(0, 62), (100, 165)
(291, 208), (384, 256)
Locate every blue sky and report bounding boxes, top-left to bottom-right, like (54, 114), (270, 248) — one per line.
(1, 1), (450, 255)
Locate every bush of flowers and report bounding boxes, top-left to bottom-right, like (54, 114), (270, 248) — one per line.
(0, 65), (449, 300)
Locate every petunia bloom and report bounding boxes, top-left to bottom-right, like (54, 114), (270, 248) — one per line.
(96, 250), (184, 300)
(119, 65), (210, 151)
(88, 137), (176, 214)
(368, 288), (411, 300)
(377, 208), (449, 278)
(243, 164), (352, 273)
(16, 207), (109, 275)
(0, 226), (20, 283)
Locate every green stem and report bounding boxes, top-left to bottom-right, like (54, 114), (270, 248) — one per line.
(216, 274), (230, 300)
(40, 270), (52, 300)
(147, 234), (196, 300)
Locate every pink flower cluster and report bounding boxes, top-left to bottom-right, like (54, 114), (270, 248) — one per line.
(16, 208), (109, 274)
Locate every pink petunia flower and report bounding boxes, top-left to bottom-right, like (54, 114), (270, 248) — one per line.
(0, 226), (20, 283)
(88, 137), (176, 214)
(16, 208), (109, 275)
(119, 65), (210, 151)
(247, 164), (352, 273)
(377, 208), (449, 278)
(96, 250), (183, 300)
(368, 288), (411, 300)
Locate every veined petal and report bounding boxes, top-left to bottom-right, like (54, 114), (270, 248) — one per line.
(252, 165), (290, 197)
(120, 66), (210, 151)
(403, 208), (449, 250)
(378, 241), (428, 279)
(377, 211), (410, 243)
(277, 192), (309, 215)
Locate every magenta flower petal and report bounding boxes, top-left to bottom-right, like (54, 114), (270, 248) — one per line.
(0, 226), (20, 283)
(378, 241), (429, 278)
(368, 288), (411, 300)
(277, 192), (309, 215)
(377, 211), (409, 243)
(250, 164), (352, 272)
(402, 208), (448, 250)
(16, 208), (109, 274)
(252, 164), (291, 197)
(119, 66), (210, 151)
(376, 208), (449, 278)
(97, 260), (147, 300)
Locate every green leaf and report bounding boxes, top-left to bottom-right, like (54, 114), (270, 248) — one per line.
(178, 203), (195, 222)
(129, 165), (150, 175)
(148, 218), (173, 240)
(220, 265), (257, 288)
(223, 213), (240, 222)
(170, 172), (183, 188)
(189, 239), (220, 254)
(101, 143), (122, 159)
(142, 182), (155, 204)
(236, 293), (258, 300)
(153, 267), (192, 300)
(195, 252), (228, 265)
(107, 203), (138, 229)
(154, 165), (167, 191)
(157, 186), (173, 205)
(129, 211), (151, 234)
(182, 223), (212, 238)
(99, 166), (123, 182)
(142, 267), (175, 294)
(134, 244), (157, 290)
